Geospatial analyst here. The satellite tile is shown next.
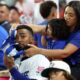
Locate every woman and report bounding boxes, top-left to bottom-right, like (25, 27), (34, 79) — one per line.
(26, 1), (80, 80)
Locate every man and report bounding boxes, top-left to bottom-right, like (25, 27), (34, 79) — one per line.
(4, 25), (50, 80)
(41, 60), (76, 80)
(0, 3), (11, 70)
(0, 3), (11, 33)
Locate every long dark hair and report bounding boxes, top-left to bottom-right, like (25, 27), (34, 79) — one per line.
(65, 1), (80, 31)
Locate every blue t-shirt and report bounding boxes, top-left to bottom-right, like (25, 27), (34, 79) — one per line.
(64, 31), (80, 66)
(0, 25), (9, 69)
(46, 37), (67, 49)
(34, 20), (48, 48)
(0, 21), (11, 69)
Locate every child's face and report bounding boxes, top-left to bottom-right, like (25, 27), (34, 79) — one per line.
(47, 25), (53, 38)
(48, 71), (67, 80)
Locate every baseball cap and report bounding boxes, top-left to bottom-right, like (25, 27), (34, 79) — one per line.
(41, 60), (71, 77)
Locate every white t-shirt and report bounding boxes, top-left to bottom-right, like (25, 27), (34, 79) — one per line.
(18, 54), (50, 80)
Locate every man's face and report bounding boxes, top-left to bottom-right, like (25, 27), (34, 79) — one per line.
(16, 29), (32, 48)
(48, 71), (67, 80)
(0, 6), (9, 22)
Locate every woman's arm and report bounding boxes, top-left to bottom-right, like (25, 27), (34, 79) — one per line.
(25, 43), (78, 59)
(40, 43), (78, 59)
(25, 31), (80, 59)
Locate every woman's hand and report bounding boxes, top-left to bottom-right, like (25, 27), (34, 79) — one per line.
(24, 44), (41, 57)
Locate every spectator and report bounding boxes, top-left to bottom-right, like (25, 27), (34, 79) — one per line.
(0, 3), (11, 70)
(33, 0), (45, 24)
(9, 6), (21, 30)
(9, 6), (20, 24)
(15, 0), (34, 23)
(41, 60), (76, 80)
(59, 0), (66, 18)
(4, 25), (50, 80)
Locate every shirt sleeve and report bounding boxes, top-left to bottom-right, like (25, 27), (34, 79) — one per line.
(69, 31), (80, 48)
(10, 67), (30, 80)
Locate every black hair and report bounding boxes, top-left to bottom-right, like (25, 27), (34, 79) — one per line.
(48, 69), (76, 80)
(16, 25), (33, 36)
(65, 1), (80, 31)
(0, 3), (10, 10)
(10, 6), (20, 14)
(46, 18), (70, 40)
(40, 1), (57, 18)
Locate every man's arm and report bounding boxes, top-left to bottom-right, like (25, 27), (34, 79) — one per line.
(4, 54), (30, 80)
(10, 67), (30, 80)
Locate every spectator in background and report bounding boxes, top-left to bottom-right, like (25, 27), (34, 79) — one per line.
(9, 6), (20, 24)
(59, 0), (66, 18)
(15, 0), (34, 23)
(9, 6), (21, 30)
(33, 0), (45, 24)
(34, 1), (57, 48)
(0, 3), (11, 70)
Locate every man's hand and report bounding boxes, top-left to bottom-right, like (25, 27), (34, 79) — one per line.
(4, 54), (15, 70)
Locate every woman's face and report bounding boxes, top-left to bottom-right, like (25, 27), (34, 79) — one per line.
(64, 6), (77, 28)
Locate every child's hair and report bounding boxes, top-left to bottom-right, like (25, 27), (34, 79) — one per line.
(10, 6), (20, 14)
(46, 18), (70, 40)
(40, 1), (57, 18)
(48, 69), (75, 80)
(16, 24), (33, 36)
